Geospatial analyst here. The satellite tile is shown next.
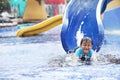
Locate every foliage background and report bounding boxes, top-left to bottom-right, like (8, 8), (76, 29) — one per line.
(0, 0), (10, 13)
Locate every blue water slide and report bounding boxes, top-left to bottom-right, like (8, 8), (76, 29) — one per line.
(61, 0), (106, 53)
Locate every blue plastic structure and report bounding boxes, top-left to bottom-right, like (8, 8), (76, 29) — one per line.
(10, 0), (27, 17)
(61, 0), (107, 53)
(103, 2), (120, 31)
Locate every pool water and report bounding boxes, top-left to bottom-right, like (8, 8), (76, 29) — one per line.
(0, 24), (120, 80)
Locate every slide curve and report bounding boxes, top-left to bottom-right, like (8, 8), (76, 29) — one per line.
(103, 0), (120, 32)
(17, 15), (62, 37)
(61, 0), (106, 53)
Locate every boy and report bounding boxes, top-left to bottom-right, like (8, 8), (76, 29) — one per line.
(74, 37), (97, 65)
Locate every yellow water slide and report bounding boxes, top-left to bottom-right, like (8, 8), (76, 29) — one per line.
(16, 15), (62, 37)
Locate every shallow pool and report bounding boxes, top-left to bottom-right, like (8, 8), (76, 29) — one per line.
(0, 24), (120, 80)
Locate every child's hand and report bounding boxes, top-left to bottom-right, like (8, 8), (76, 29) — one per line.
(81, 56), (86, 61)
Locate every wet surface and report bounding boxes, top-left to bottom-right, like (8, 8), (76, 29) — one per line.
(0, 24), (120, 80)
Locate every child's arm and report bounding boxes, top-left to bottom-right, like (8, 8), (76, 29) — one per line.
(73, 48), (81, 62)
(73, 56), (79, 62)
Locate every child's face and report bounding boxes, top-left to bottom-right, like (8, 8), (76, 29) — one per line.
(80, 40), (92, 54)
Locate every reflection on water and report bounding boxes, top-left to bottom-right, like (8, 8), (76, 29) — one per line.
(0, 24), (120, 80)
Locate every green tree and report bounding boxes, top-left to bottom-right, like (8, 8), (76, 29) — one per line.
(0, 0), (10, 13)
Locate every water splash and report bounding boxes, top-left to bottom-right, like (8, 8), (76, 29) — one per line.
(76, 26), (84, 46)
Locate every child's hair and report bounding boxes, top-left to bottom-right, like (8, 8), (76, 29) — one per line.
(80, 37), (93, 45)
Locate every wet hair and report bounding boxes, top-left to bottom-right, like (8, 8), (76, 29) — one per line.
(80, 37), (93, 45)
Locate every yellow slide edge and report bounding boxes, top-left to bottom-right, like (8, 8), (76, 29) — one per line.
(16, 15), (62, 37)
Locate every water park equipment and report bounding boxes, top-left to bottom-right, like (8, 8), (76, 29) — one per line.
(16, 15), (62, 37)
(61, 0), (105, 53)
(10, 0), (27, 17)
(45, 0), (65, 4)
(0, 21), (17, 27)
(61, 0), (120, 53)
(0, 11), (18, 27)
(16, 0), (120, 54)
(23, 0), (47, 22)
(45, 0), (66, 16)
(103, 0), (120, 32)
